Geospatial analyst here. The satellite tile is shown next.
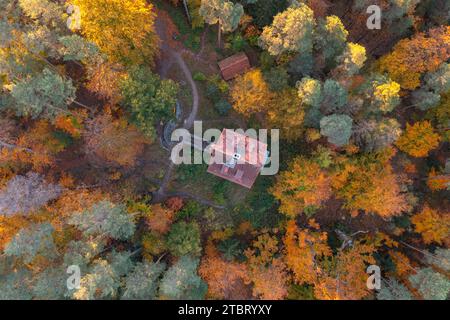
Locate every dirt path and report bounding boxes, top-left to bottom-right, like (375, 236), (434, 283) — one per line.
(152, 9), (207, 204)
(173, 52), (199, 130)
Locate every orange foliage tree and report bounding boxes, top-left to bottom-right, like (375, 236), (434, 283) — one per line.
(165, 197), (184, 211)
(144, 204), (175, 235)
(84, 112), (148, 167)
(378, 26), (450, 90)
(314, 241), (376, 300)
(12, 120), (69, 170)
(199, 241), (248, 299)
(283, 219), (331, 285)
(54, 112), (86, 139)
(332, 150), (410, 218)
(389, 251), (415, 278)
(86, 62), (126, 105)
(411, 205), (450, 245)
(244, 233), (289, 300)
(426, 168), (450, 191)
(271, 156), (331, 217)
(395, 121), (440, 158)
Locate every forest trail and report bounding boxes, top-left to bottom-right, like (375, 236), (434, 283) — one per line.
(152, 9), (203, 204)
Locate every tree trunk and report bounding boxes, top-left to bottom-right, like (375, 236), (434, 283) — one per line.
(73, 100), (95, 112)
(217, 23), (222, 48)
(0, 139), (34, 153)
(182, 0), (191, 24)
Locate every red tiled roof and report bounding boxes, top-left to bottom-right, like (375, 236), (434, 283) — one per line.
(218, 52), (251, 81)
(207, 129), (268, 189)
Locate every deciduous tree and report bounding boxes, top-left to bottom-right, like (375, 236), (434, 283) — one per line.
(0, 172), (61, 216)
(284, 219), (331, 285)
(120, 66), (178, 139)
(271, 156), (331, 217)
(259, 4), (315, 56)
(395, 121), (440, 158)
(411, 205), (450, 245)
(199, 242), (247, 299)
(84, 112), (148, 167)
(333, 152), (410, 218)
(267, 88), (304, 141)
(378, 26), (450, 90)
(72, 0), (159, 66)
(230, 69), (274, 115)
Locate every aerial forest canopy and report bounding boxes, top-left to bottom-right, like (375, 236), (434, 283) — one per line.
(0, 0), (449, 301)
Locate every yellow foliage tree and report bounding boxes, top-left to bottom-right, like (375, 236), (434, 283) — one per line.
(267, 89), (305, 141)
(271, 156), (331, 217)
(411, 205), (450, 245)
(230, 69), (275, 115)
(395, 121), (440, 158)
(72, 0), (159, 65)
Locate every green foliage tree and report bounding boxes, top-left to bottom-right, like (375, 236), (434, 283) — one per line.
(425, 248), (450, 272)
(412, 63), (450, 110)
(409, 267), (450, 300)
(199, 0), (244, 47)
(32, 266), (68, 300)
(72, 259), (120, 300)
(63, 239), (105, 270)
(316, 15), (348, 67)
(0, 267), (33, 300)
(166, 221), (202, 256)
(68, 201), (136, 241)
(320, 114), (353, 147)
(122, 262), (166, 300)
(58, 35), (100, 64)
(10, 68), (76, 119)
(321, 79), (348, 115)
(120, 66), (178, 139)
(159, 255), (207, 300)
(377, 278), (413, 300)
(263, 67), (290, 92)
(4, 223), (56, 264)
(245, 0), (289, 28)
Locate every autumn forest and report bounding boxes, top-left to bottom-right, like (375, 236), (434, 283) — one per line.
(0, 0), (449, 301)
